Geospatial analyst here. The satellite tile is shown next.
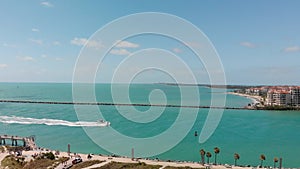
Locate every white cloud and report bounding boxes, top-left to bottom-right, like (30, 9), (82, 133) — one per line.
(110, 49), (131, 55)
(53, 41), (61, 46)
(70, 38), (86, 46)
(172, 48), (182, 53)
(284, 46), (300, 52)
(71, 37), (103, 49)
(0, 64), (8, 69)
(18, 56), (35, 62)
(40, 1), (54, 7)
(29, 38), (43, 45)
(41, 54), (47, 58)
(240, 41), (256, 48)
(3, 43), (16, 48)
(31, 28), (40, 32)
(115, 40), (139, 48)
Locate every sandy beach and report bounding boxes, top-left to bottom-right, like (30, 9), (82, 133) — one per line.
(0, 148), (255, 169)
(227, 92), (262, 105)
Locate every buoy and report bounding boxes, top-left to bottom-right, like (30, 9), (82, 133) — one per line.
(194, 131), (198, 136)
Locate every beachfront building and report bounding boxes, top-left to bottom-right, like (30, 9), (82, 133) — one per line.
(266, 91), (275, 105)
(266, 90), (291, 106)
(291, 87), (300, 106)
(245, 88), (262, 96)
(240, 86), (300, 107)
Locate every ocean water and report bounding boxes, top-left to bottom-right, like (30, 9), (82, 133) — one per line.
(0, 83), (299, 167)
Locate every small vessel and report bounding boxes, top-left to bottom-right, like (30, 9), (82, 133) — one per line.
(194, 131), (198, 136)
(97, 119), (111, 126)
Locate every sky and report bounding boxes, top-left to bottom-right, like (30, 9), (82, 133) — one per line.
(0, 0), (300, 85)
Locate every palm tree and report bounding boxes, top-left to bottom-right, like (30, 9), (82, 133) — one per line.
(206, 152), (212, 164)
(274, 157), (278, 168)
(200, 149), (206, 165)
(214, 147), (220, 165)
(234, 153), (240, 166)
(260, 154), (266, 167)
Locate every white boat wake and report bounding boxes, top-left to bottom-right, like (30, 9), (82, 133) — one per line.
(0, 115), (110, 127)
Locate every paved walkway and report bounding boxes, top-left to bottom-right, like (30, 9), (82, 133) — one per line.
(54, 158), (73, 169)
(82, 161), (110, 169)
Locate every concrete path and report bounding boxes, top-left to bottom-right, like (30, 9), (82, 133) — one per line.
(82, 161), (110, 169)
(54, 158), (73, 169)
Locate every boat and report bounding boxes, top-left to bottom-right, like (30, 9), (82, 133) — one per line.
(97, 119), (111, 126)
(194, 131), (198, 136)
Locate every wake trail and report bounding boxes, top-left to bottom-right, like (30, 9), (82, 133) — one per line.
(0, 115), (108, 127)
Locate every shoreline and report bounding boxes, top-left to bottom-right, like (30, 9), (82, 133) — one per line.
(0, 147), (254, 169)
(228, 92), (300, 111)
(227, 92), (262, 105)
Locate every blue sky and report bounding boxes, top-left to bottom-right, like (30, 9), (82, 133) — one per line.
(0, 0), (300, 85)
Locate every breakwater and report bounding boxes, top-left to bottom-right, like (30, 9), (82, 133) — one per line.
(0, 99), (248, 110)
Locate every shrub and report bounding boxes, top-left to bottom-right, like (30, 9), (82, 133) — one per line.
(44, 152), (55, 160)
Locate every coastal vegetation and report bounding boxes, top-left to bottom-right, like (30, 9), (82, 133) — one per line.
(206, 152), (212, 164)
(234, 153), (240, 166)
(199, 148), (220, 165)
(274, 158), (278, 168)
(198, 148), (280, 168)
(260, 154), (266, 167)
(199, 147), (221, 165)
(93, 161), (204, 169)
(23, 158), (58, 169)
(0, 147), (284, 169)
(1, 152), (69, 169)
(1, 155), (24, 169)
(199, 149), (205, 165)
(96, 161), (161, 169)
(213, 147), (220, 165)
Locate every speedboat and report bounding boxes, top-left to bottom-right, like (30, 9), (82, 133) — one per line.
(97, 119), (111, 126)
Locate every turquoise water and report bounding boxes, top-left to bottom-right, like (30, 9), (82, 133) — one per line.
(0, 83), (299, 167)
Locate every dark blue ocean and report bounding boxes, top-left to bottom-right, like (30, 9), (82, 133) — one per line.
(0, 83), (299, 167)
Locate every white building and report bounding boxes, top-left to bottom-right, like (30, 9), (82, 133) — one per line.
(291, 88), (300, 106)
(266, 90), (291, 106)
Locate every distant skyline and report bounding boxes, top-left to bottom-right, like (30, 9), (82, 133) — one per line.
(0, 0), (300, 85)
